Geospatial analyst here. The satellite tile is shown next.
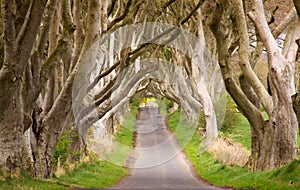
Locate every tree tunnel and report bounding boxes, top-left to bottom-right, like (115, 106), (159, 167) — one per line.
(71, 22), (226, 156)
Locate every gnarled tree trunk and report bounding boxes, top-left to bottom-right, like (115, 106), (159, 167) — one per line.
(0, 0), (47, 174)
(33, 0), (100, 178)
(210, 0), (298, 170)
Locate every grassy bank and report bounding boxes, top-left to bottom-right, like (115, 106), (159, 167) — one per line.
(0, 173), (68, 190)
(55, 107), (137, 189)
(55, 154), (128, 189)
(168, 109), (300, 190)
(0, 107), (137, 190)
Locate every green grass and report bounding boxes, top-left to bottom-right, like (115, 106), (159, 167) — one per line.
(219, 95), (251, 150)
(220, 95), (300, 153)
(221, 95), (300, 155)
(168, 109), (300, 190)
(0, 173), (68, 190)
(56, 155), (128, 189)
(103, 110), (136, 166)
(56, 107), (137, 189)
(225, 111), (251, 150)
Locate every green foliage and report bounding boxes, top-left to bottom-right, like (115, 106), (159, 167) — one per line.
(226, 114), (251, 150)
(196, 110), (206, 130)
(115, 119), (135, 147)
(214, 94), (252, 150)
(53, 129), (80, 168)
(139, 97), (159, 108)
(220, 95), (242, 133)
(106, 109), (136, 165)
(159, 97), (174, 114)
(53, 132), (69, 167)
(168, 110), (193, 131)
(166, 100), (174, 110)
(168, 108), (300, 190)
(131, 97), (140, 108)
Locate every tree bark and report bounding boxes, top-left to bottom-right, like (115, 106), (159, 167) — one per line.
(34, 0), (101, 178)
(0, 0), (47, 173)
(210, 0), (298, 171)
(293, 0), (300, 17)
(248, 0), (298, 170)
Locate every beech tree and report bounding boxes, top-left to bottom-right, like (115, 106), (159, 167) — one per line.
(0, 0), (49, 176)
(0, 0), (214, 178)
(209, 0), (299, 170)
(1, 0), (297, 179)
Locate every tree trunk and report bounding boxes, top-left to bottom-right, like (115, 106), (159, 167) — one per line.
(191, 12), (219, 138)
(250, 118), (297, 170)
(32, 0), (101, 178)
(0, 86), (24, 174)
(0, 0), (47, 173)
(248, 0), (298, 170)
(210, 0), (298, 171)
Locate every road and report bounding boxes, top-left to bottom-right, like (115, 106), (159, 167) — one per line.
(112, 108), (224, 190)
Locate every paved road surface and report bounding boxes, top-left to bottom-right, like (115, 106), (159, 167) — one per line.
(112, 109), (224, 190)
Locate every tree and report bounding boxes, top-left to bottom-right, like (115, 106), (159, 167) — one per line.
(0, 0), (48, 176)
(1, 0), (215, 179)
(209, 0), (299, 170)
(0, 0), (102, 178)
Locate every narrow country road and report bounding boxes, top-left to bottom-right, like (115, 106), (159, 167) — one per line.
(111, 108), (225, 190)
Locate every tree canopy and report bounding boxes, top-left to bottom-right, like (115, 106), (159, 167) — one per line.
(0, 0), (299, 179)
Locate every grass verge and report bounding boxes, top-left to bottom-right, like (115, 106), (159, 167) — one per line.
(55, 107), (137, 189)
(168, 110), (300, 190)
(0, 172), (68, 190)
(55, 154), (128, 189)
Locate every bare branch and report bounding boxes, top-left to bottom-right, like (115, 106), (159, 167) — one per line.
(250, 8), (296, 67)
(70, 0), (84, 72)
(250, 40), (264, 67)
(76, 77), (117, 123)
(79, 60), (160, 128)
(0, 0), (46, 83)
(272, 8), (297, 38)
(79, 100), (112, 133)
(17, 0), (47, 76)
(107, 0), (132, 31)
(41, 0), (101, 133)
(39, 40), (69, 87)
(281, 20), (297, 58)
(16, 1), (33, 44)
(79, 0), (101, 57)
(36, 0), (58, 55)
(1, 0), (16, 63)
(233, 0), (273, 115)
(162, 0), (176, 9)
(62, 0), (74, 35)
(108, 0), (117, 17)
(293, 0), (300, 17)
(210, 0), (265, 132)
(87, 24), (181, 93)
(180, 0), (204, 25)
(248, 0), (279, 56)
(87, 60), (121, 92)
